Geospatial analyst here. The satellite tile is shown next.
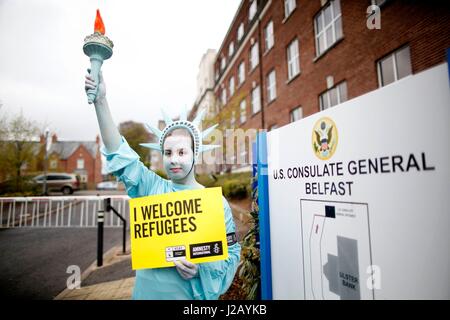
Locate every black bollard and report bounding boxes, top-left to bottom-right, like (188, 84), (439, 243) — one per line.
(97, 208), (104, 267)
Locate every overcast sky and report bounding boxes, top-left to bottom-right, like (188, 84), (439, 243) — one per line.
(0, 0), (240, 141)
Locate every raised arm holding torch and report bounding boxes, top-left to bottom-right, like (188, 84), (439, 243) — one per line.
(83, 9), (113, 104)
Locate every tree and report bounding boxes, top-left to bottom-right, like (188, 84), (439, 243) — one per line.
(0, 101), (7, 140)
(0, 110), (40, 191)
(119, 121), (151, 165)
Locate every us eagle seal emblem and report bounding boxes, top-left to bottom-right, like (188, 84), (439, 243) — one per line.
(312, 117), (338, 160)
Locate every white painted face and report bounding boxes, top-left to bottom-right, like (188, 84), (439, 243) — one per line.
(163, 134), (195, 182)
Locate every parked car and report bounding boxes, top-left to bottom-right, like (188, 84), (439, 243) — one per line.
(96, 181), (119, 190)
(33, 173), (80, 195)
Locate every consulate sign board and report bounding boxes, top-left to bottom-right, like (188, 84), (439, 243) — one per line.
(266, 63), (450, 299)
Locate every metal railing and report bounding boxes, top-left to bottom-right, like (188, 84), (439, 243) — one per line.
(0, 195), (130, 228)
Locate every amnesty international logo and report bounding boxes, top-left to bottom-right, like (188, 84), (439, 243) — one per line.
(312, 117), (338, 160)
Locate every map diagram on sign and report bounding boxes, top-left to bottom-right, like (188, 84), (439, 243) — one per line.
(300, 200), (374, 300)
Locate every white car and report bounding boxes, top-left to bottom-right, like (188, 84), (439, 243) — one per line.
(96, 181), (119, 190)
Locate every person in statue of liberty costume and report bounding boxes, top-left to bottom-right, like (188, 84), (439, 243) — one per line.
(84, 70), (241, 300)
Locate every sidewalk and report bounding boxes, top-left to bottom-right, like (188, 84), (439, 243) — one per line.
(54, 244), (135, 300)
(54, 199), (250, 300)
(55, 276), (135, 300)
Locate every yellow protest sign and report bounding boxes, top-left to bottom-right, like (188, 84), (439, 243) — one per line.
(129, 187), (228, 270)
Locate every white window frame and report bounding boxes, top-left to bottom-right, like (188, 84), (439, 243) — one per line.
(290, 106), (303, 122)
(220, 56), (226, 71)
(240, 99), (247, 123)
(264, 20), (274, 52)
(50, 159), (57, 169)
(314, 0), (343, 56)
(377, 45), (412, 87)
(251, 86), (261, 114)
(221, 89), (227, 106)
(237, 23), (244, 42)
(249, 0), (257, 21)
(250, 42), (259, 70)
(229, 42), (235, 57)
(77, 158), (84, 170)
(229, 76), (235, 97)
(319, 81), (347, 111)
(266, 70), (277, 102)
(287, 39), (300, 80)
(284, 0), (296, 19)
(238, 61), (246, 85)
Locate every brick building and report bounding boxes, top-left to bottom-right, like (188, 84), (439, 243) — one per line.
(38, 133), (102, 189)
(190, 0), (450, 174)
(188, 49), (220, 175)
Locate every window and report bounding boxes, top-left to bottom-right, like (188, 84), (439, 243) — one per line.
(240, 99), (247, 123)
(249, 0), (257, 21)
(264, 21), (274, 52)
(377, 45), (412, 87)
(220, 56), (226, 71)
(287, 39), (300, 80)
(221, 89), (227, 105)
(237, 23), (244, 42)
(284, 0), (296, 18)
(319, 81), (347, 110)
(229, 42), (235, 57)
(250, 42), (259, 70)
(266, 70), (277, 102)
(238, 61), (246, 85)
(314, 0), (343, 56)
(290, 107), (303, 122)
(50, 159), (57, 169)
(77, 158), (84, 169)
(229, 76), (235, 97)
(251, 86), (261, 114)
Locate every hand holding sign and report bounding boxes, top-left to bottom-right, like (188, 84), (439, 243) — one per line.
(174, 260), (199, 280)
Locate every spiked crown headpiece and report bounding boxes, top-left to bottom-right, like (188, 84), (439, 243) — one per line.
(139, 108), (220, 161)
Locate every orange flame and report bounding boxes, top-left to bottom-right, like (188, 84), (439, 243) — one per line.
(94, 9), (105, 35)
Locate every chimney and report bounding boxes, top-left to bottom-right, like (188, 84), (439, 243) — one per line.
(96, 134), (100, 145)
(52, 133), (58, 143)
(39, 134), (45, 144)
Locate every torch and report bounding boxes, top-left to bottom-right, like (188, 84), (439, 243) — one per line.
(83, 9), (114, 104)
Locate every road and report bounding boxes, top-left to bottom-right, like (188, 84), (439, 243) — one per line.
(0, 189), (250, 299)
(0, 190), (128, 300)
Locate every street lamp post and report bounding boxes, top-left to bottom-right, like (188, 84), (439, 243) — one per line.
(43, 128), (49, 196)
